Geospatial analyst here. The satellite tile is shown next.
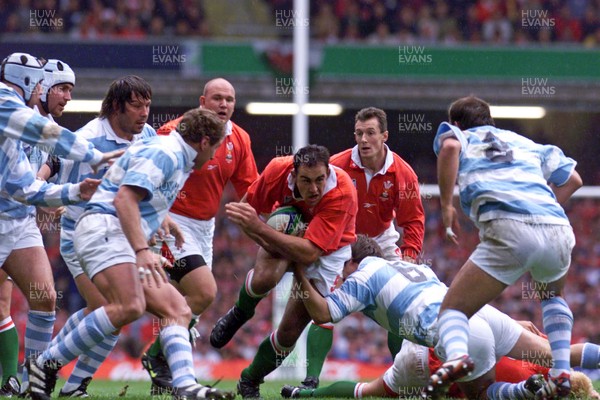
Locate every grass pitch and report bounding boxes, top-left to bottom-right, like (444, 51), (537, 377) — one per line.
(57, 378), (600, 399)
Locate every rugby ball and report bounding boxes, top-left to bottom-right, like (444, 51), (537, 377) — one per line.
(266, 206), (304, 236)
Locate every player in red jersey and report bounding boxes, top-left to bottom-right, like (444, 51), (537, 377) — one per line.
(300, 107), (426, 389)
(141, 78), (259, 395)
(209, 145), (358, 399)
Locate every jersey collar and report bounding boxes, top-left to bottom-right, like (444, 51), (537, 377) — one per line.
(350, 144), (394, 175)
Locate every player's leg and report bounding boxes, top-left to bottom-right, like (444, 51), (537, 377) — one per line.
(58, 272), (118, 397)
(238, 292), (312, 399)
(282, 378), (388, 399)
(26, 214), (146, 399)
(28, 262), (145, 400)
(4, 245), (57, 396)
(434, 220), (523, 392)
(142, 214), (216, 394)
(0, 271), (19, 396)
(301, 322), (333, 389)
(141, 259), (213, 396)
(144, 279), (233, 399)
(210, 246), (289, 348)
(531, 223), (576, 398)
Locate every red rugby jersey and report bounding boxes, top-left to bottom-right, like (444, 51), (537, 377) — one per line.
(245, 156), (357, 254)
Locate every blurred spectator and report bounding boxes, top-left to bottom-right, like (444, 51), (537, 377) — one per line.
(313, 2), (340, 43)
(1, 0), (598, 45)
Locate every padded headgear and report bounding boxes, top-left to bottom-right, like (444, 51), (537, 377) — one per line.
(1, 52), (45, 102)
(41, 59), (76, 103)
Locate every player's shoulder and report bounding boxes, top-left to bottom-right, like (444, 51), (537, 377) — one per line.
(260, 156), (293, 183)
(231, 121), (251, 139)
(389, 151), (418, 178)
(330, 148), (352, 167)
(157, 116), (183, 136)
(76, 118), (104, 139)
(332, 164), (353, 183)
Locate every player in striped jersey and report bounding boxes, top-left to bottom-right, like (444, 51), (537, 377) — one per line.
(430, 96), (582, 399)
(0, 53), (123, 167)
(26, 108), (234, 400)
(0, 55), (104, 396)
(290, 235), (563, 400)
(301, 107), (425, 389)
(283, 336), (600, 399)
(38, 75), (157, 397)
(0, 57), (78, 396)
(141, 78), (258, 395)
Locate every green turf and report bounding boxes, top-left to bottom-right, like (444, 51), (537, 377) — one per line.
(56, 378), (600, 399)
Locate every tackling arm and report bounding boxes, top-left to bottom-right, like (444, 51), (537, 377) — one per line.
(293, 265), (333, 325)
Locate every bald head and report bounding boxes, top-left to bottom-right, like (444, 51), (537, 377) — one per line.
(200, 78), (236, 122)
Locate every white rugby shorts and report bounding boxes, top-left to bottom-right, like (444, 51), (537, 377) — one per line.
(168, 212), (215, 269)
(305, 244), (351, 297)
(470, 219), (575, 285)
(74, 213), (135, 279)
(0, 215), (43, 267)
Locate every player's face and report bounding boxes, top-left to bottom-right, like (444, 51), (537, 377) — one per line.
(116, 92), (151, 136)
(293, 163), (329, 207)
(200, 81), (236, 122)
(47, 83), (73, 117)
(194, 135), (225, 170)
(354, 117), (388, 162)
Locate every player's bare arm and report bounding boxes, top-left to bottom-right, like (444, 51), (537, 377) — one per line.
(226, 201), (322, 265)
(293, 265), (332, 325)
(114, 184), (169, 287)
(437, 137), (461, 244)
(550, 170), (582, 205)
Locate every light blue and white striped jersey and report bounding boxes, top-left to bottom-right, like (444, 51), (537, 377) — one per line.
(0, 101), (79, 219)
(58, 119), (156, 254)
(433, 122), (576, 226)
(0, 136), (81, 217)
(83, 130), (196, 240)
(23, 106), (53, 173)
(326, 256), (446, 347)
(0, 82), (103, 165)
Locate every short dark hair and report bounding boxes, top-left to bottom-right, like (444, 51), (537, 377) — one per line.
(355, 107), (387, 133)
(350, 234), (384, 264)
(99, 75), (152, 118)
(448, 96), (495, 130)
(293, 144), (330, 173)
(176, 108), (224, 145)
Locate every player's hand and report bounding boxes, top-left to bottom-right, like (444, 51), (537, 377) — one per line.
(516, 320), (544, 336)
(136, 249), (169, 288)
(225, 202), (261, 232)
(78, 178), (102, 201)
(158, 215), (185, 249)
(92, 149), (125, 173)
(441, 205), (460, 245)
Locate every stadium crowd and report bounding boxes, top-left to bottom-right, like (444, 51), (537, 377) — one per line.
(9, 186), (599, 366)
(2, 0), (600, 46)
